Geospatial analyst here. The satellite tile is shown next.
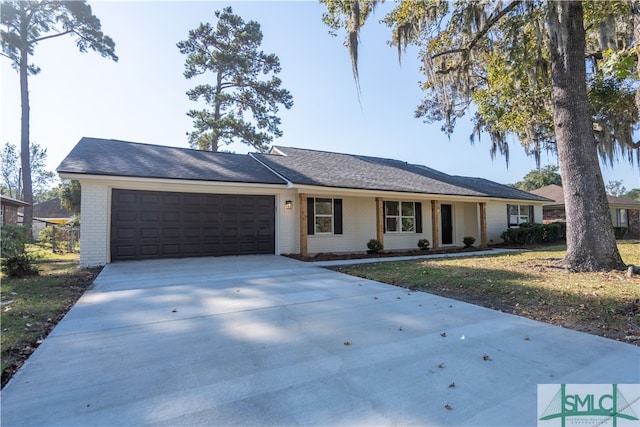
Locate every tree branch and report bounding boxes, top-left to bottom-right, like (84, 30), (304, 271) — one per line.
(30, 29), (75, 44)
(431, 0), (520, 60)
(432, 48), (467, 60)
(0, 52), (16, 61)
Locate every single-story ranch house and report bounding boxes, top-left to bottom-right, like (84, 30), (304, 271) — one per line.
(57, 137), (550, 268)
(530, 184), (640, 238)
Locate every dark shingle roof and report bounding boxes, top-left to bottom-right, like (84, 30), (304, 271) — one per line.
(254, 147), (549, 201)
(33, 198), (73, 219)
(531, 184), (640, 208)
(57, 137), (287, 185)
(58, 138), (550, 202)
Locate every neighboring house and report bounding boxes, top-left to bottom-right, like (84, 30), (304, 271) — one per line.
(0, 195), (30, 226)
(30, 197), (75, 238)
(530, 184), (640, 238)
(57, 137), (550, 268)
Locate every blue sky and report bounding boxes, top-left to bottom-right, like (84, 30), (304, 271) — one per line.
(1, 0), (638, 190)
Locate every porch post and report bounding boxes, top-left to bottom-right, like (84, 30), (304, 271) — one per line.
(300, 193), (308, 257)
(431, 200), (440, 250)
(375, 197), (384, 245)
(479, 202), (488, 248)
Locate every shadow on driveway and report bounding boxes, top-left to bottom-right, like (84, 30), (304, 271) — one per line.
(1, 255), (638, 426)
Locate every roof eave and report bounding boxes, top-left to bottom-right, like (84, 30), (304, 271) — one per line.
(288, 183), (550, 203)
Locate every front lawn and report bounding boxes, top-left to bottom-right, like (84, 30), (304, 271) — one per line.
(330, 241), (640, 345)
(1, 247), (101, 387)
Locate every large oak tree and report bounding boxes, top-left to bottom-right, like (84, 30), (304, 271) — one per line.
(1, 0), (117, 229)
(323, 0), (634, 271)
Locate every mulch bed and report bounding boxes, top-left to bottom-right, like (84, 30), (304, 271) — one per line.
(283, 246), (488, 262)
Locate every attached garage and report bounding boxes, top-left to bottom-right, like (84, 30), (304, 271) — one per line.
(111, 189), (275, 261)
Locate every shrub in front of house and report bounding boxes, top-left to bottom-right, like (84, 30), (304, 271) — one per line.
(462, 236), (476, 248)
(613, 227), (627, 240)
(501, 222), (566, 245)
(1, 225), (38, 277)
(366, 239), (383, 253)
(417, 239), (430, 250)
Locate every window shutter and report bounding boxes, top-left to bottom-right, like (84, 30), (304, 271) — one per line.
(415, 202), (422, 233)
(507, 204), (511, 227)
(307, 197), (315, 235)
(382, 201), (387, 232)
(334, 199), (343, 234)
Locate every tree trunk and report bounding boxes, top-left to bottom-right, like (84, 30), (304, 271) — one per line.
(633, 1), (640, 115)
(20, 45), (34, 235)
(212, 70), (223, 152)
(547, 2), (625, 271)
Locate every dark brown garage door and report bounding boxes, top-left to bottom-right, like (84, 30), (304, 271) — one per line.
(111, 189), (275, 261)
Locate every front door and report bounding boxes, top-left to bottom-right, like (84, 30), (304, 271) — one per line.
(441, 204), (453, 245)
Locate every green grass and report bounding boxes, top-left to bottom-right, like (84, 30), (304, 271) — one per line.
(1, 245), (101, 387)
(331, 241), (640, 345)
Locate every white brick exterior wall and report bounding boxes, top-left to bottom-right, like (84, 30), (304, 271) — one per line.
(486, 202), (510, 245)
(73, 175), (545, 266)
(79, 180), (109, 268)
(382, 198), (432, 251)
(307, 196), (376, 254)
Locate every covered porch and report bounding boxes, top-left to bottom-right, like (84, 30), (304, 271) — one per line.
(295, 192), (490, 257)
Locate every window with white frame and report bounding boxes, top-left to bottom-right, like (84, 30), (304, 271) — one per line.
(314, 198), (333, 233)
(307, 198), (343, 235)
(615, 209), (627, 227)
(508, 204), (533, 227)
(385, 201), (415, 232)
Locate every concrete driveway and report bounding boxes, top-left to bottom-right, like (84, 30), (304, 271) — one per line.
(1, 255), (638, 426)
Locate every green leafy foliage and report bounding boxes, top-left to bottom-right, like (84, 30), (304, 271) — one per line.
(512, 165), (562, 191)
(462, 236), (476, 248)
(177, 7), (293, 152)
(500, 222), (566, 246)
(323, 1), (638, 166)
(58, 180), (81, 214)
(1, 225), (38, 277)
(626, 189), (640, 201)
(417, 238), (430, 249)
(605, 180), (627, 196)
(366, 238), (383, 253)
(1, 1), (118, 74)
(0, 142), (56, 201)
(1, 225), (27, 258)
(38, 225), (79, 254)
